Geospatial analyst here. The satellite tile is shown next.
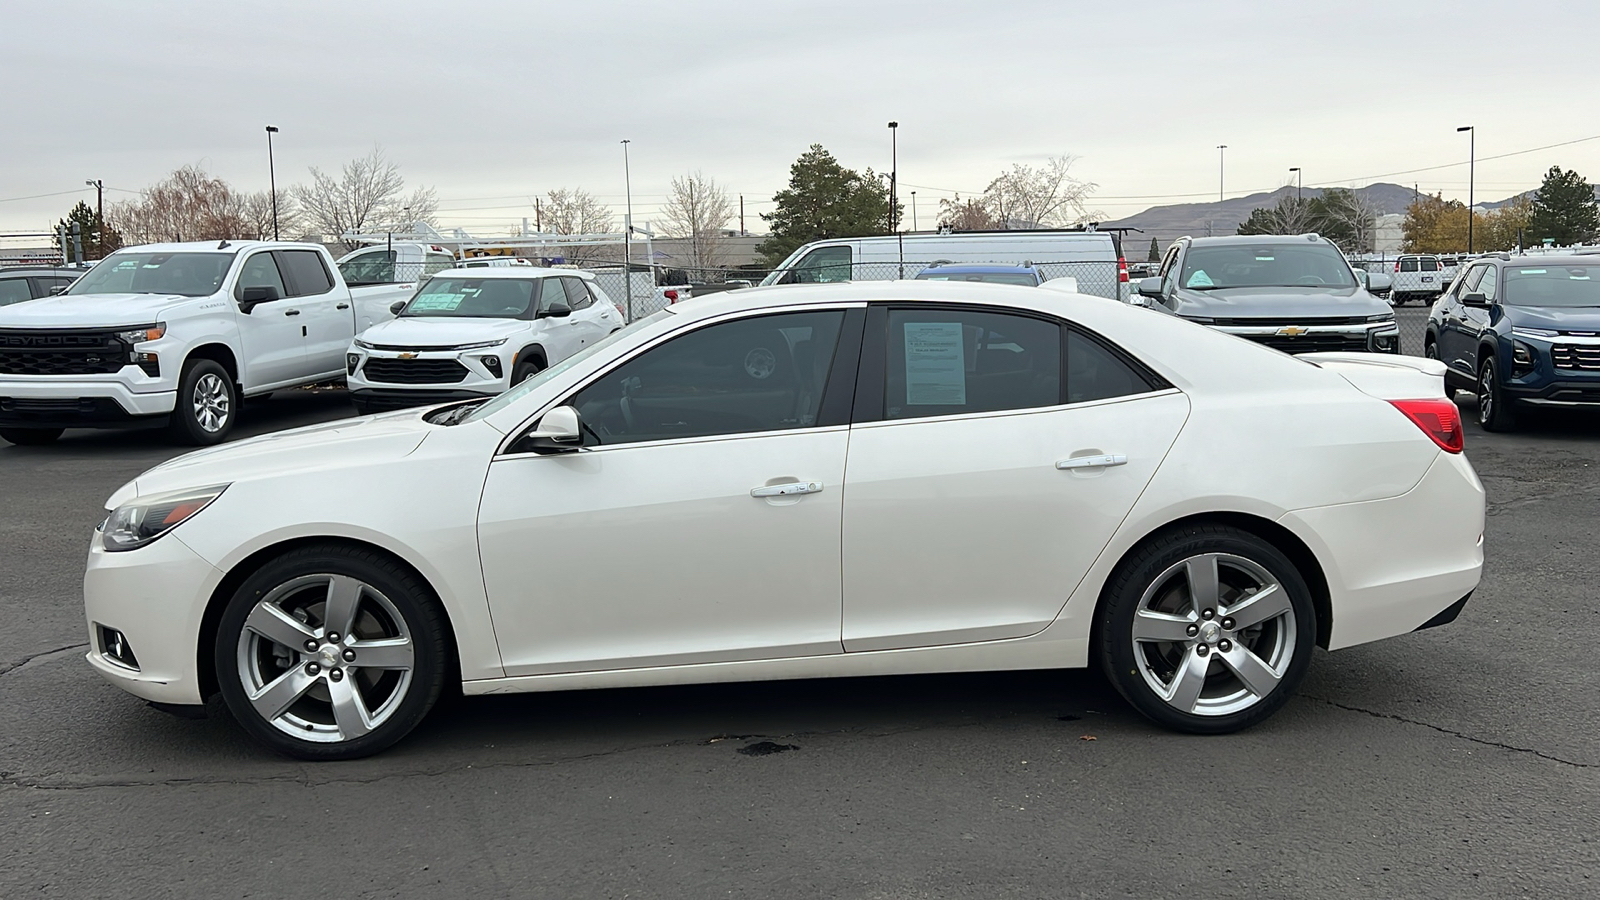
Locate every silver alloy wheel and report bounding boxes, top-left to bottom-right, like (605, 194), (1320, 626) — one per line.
(743, 347), (776, 380)
(1130, 553), (1296, 717)
(192, 372), (231, 433)
(1478, 362), (1495, 426)
(235, 573), (416, 743)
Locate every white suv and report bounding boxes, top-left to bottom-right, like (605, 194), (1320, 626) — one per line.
(346, 268), (620, 413)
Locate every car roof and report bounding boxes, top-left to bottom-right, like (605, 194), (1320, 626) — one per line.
(1185, 234), (1335, 248)
(1495, 256), (1599, 266)
(916, 264), (1039, 274)
(433, 266), (595, 280)
(666, 279), (1114, 324)
(106, 241), (314, 254)
(0, 266), (84, 276)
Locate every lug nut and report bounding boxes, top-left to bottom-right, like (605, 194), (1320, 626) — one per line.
(1219, 639), (1232, 652)
(304, 639), (319, 652)
(1186, 624), (1199, 637)
(1196, 644), (1210, 657)
(1221, 617), (1235, 630)
(342, 649), (356, 662)
(326, 632), (340, 643)
(330, 668), (344, 682)
(305, 662), (321, 675)
(1201, 608), (1215, 620)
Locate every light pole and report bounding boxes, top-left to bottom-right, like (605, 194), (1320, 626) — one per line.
(264, 126), (280, 240)
(1458, 125), (1475, 253)
(1289, 167), (1302, 203)
(84, 179), (103, 257)
(1217, 145), (1227, 203)
(911, 191), (917, 231)
(621, 139), (633, 321)
(887, 121), (898, 233)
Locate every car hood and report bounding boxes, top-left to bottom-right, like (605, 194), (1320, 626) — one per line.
(359, 316), (529, 347)
(1175, 285), (1390, 319)
(0, 293), (195, 327)
(1502, 305), (1600, 332)
(112, 410), (436, 506)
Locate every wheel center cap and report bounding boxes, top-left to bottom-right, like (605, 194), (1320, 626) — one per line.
(317, 646), (340, 668)
(1199, 622), (1222, 644)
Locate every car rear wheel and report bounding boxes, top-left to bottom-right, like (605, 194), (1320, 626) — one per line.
(0, 427), (64, 446)
(1477, 358), (1516, 432)
(214, 544), (449, 760)
(170, 359), (236, 445)
(1097, 525), (1315, 734)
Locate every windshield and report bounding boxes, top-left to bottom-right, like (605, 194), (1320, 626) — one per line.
(401, 277), (538, 319)
(1180, 244), (1357, 291)
(66, 252), (232, 297)
(1505, 265), (1600, 307)
(464, 309), (673, 423)
(915, 272), (1038, 286)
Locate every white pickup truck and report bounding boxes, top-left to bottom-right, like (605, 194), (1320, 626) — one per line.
(0, 241), (414, 446)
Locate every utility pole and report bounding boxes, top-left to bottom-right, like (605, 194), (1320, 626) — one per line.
(1458, 125), (1475, 253)
(739, 193), (745, 236)
(265, 125), (280, 240)
(887, 121), (899, 233)
(535, 198), (541, 232)
(1217, 145), (1227, 203)
(621, 139), (633, 322)
(911, 191), (917, 231)
(84, 179), (103, 257)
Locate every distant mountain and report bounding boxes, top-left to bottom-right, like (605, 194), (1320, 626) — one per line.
(1106, 182), (1422, 250)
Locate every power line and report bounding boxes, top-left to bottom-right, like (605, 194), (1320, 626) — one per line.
(0, 188), (93, 205)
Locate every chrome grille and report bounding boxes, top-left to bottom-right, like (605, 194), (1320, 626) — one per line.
(1551, 344), (1600, 371)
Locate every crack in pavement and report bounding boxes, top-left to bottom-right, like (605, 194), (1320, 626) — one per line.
(0, 643), (88, 679)
(1305, 695), (1598, 769)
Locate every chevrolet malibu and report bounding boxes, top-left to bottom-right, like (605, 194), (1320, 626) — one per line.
(84, 281), (1485, 759)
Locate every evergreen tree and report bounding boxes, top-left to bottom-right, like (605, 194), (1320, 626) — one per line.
(1147, 237), (1160, 262)
(1528, 166), (1599, 247)
(757, 144), (897, 266)
(55, 200), (122, 262)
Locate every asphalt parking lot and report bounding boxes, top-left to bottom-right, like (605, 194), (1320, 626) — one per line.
(3, 387), (1599, 898)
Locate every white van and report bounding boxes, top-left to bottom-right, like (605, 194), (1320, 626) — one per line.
(760, 230), (1129, 300)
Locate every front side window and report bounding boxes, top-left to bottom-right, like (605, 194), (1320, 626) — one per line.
(67, 252), (232, 297)
(403, 277), (536, 318)
(787, 246), (853, 284)
(1477, 265), (1499, 302)
(884, 308), (1061, 420)
(279, 250), (334, 297)
(338, 250), (395, 286)
(1180, 244), (1357, 291)
(568, 310), (846, 446)
(237, 253), (288, 300)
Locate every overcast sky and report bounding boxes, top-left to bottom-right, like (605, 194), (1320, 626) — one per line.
(6, 0), (1600, 239)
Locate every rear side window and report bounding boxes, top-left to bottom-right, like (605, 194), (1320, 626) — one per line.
(0, 278), (31, 305)
(884, 308), (1060, 420)
(562, 277), (594, 309)
(339, 250), (395, 285)
(278, 250), (334, 297)
(1420, 258), (1439, 272)
(1067, 330), (1159, 404)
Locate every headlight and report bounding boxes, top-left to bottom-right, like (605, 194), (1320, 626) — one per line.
(1366, 313), (1395, 323)
(448, 339), (508, 351)
(116, 324), (166, 344)
(354, 339), (377, 350)
(1180, 316), (1216, 325)
(1512, 327), (1558, 339)
(100, 484), (228, 552)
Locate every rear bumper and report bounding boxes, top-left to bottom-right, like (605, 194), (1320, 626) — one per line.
(0, 380), (174, 429)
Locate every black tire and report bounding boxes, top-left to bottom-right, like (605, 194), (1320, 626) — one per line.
(1423, 340), (1457, 401)
(351, 397), (373, 416)
(214, 543), (449, 760)
(1097, 524), (1316, 735)
(0, 427), (64, 446)
(169, 358), (236, 445)
(1477, 357), (1516, 432)
(511, 357), (543, 386)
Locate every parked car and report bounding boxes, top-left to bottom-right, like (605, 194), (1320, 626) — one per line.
(0, 265), (84, 307)
(335, 242), (457, 292)
(1426, 254), (1600, 431)
(913, 263), (1046, 286)
(761, 230), (1130, 301)
(1390, 254), (1445, 306)
(83, 280), (1482, 759)
(0, 241), (415, 446)
(346, 268), (621, 413)
(1136, 234), (1401, 354)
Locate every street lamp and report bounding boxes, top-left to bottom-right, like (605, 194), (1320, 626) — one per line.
(264, 126), (280, 240)
(1458, 125), (1475, 254)
(1289, 167), (1302, 203)
(1217, 145), (1227, 203)
(85, 179), (103, 256)
(887, 121), (899, 232)
(911, 191), (917, 231)
(621, 139), (634, 322)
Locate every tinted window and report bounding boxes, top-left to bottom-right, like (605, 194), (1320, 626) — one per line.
(0, 278), (31, 306)
(404, 277), (535, 318)
(884, 309), (1060, 420)
(237, 253), (288, 300)
(787, 246), (852, 284)
(1181, 244), (1357, 290)
(279, 250), (334, 297)
(39, 277), (75, 295)
(562, 277), (594, 309)
(569, 310), (846, 445)
(1400, 258), (1419, 272)
(1067, 330), (1157, 404)
(1420, 258), (1440, 272)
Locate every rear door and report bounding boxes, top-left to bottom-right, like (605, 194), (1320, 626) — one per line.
(561, 277), (612, 347)
(840, 304), (1189, 651)
(277, 249), (350, 376)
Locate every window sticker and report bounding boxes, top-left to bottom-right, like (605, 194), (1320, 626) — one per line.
(1186, 269), (1214, 288)
(408, 291), (467, 311)
(903, 322), (966, 405)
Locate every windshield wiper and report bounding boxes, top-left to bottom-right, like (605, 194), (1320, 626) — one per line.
(432, 399), (489, 426)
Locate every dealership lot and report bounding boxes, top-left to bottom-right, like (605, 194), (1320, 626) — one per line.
(1, 387), (1597, 897)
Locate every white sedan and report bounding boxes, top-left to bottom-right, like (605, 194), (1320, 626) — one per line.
(84, 282), (1484, 759)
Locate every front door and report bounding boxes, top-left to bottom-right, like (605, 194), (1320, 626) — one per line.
(478, 307), (859, 675)
(842, 306), (1189, 651)
(232, 250), (306, 390)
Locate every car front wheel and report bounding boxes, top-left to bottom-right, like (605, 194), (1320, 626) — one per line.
(1097, 525), (1315, 734)
(1478, 357), (1516, 432)
(214, 544), (449, 760)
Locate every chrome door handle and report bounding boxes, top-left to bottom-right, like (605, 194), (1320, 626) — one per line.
(336, 303), (350, 310)
(751, 481), (823, 498)
(1057, 453), (1127, 470)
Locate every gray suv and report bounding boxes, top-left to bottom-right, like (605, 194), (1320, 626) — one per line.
(0, 266), (84, 307)
(1136, 234), (1400, 354)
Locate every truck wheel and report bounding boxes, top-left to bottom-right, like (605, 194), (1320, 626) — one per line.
(0, 428), (64, 446)
(170, 359), (236, 445)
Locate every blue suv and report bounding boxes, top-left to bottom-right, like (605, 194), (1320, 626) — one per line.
(1425, 254), (1600, 431)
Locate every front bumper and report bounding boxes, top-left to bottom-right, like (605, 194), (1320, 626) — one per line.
(347, 346), (513, 400)
(83, 530), (222, 705)
(0, 377), (175, 429)
(1215, 322), (1401, 355)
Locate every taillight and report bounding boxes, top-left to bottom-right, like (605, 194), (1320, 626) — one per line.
(1388, 398), (1463, 453)
(664, 289), (679, 303)
(1117, 256), (1129, 284)
(1393, 261), (1400, 272)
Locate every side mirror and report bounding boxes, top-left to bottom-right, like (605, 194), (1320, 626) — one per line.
(1136, 276), (1164, 298)
(390, 300), (408, 316)
(1366, 271), (1392, 292)
(49, 284), (70, 296)
(522, 405), (582, 453)
(541, 299), (572, 318)
(1461, 292), (1491, 308)
(238, 284), (281, 312)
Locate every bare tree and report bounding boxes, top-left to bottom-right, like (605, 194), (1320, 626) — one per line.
(660, 171), (735, 273)
(238, 190), (301, 241)
(937, 196), (1000, 231)
(981, 156), (1097, 229)
(542, 188), (614, 235)
(109, 165), (252, 244)
(292, 146), (437, 246)
(1319, 189), (1381, 253)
